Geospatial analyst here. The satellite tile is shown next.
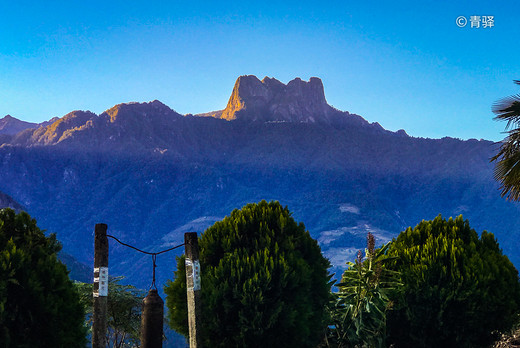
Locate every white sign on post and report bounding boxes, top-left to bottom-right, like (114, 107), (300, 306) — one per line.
(93, 267), (109, 297)
(185, 259), (201, 291)
(192, 260), (201, 291)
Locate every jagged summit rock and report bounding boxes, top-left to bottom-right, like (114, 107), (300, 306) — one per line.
(220, 75), (340, 123)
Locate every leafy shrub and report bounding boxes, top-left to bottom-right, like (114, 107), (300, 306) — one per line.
(326, 233), (401, 348)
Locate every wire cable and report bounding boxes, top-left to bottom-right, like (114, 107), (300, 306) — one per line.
(106, 234), (186, 290)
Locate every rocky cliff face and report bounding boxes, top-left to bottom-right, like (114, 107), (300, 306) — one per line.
(220, 76), (341, 123)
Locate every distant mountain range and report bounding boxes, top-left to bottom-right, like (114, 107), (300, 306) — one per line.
(0, 75), (518, 292)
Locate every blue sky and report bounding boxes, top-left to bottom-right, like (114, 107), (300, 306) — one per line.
(0, 0), (518, 141)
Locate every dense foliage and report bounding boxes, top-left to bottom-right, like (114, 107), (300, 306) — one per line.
(0, 208), (86, 347)
(75, 277), (146, 347)
(326, 233), (401, 348)
(386, 215), (520, 348)
(165, 200), (331, 347)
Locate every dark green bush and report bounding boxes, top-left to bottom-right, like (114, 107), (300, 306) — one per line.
(386, 215), (520, 348)
(0, 209), (86, 347)
(165, 200), (331, 347)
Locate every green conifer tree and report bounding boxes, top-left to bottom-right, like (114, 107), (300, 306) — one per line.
(165, 200), (331, 347)
(386, 215), (520, 348)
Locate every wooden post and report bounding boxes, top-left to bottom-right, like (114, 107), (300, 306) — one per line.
(140, 289), (164, 348)
(92, 223), (109, 348)
(185, 232), (201, 348)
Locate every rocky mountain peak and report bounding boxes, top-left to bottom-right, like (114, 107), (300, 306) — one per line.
(220, 75), (335, 123)
(0, 114), (39, 135)
(28, 110), (97, 145)
(286, 77), (327, 104)
(261, 76), (285, 89)
(102, 100), (177, 124)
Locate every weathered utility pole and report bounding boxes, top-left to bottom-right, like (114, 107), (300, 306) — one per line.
(92, 223), (109, 348)
(140, 289), (164, 348)
(185, 232), (202, 348)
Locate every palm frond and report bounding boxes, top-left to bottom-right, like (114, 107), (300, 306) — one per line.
(492, 95), (520, 129)
(491, 80), (520, 200)
(492, 131), (520, 200)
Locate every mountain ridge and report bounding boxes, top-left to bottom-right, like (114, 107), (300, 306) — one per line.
(0, 75), (515, 294)
(1, 76), (400, 149)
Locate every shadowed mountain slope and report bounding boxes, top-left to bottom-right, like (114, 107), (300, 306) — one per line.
(0, 75), (516, 291)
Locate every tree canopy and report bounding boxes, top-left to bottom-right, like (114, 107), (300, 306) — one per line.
(165, 200), (331, 347)
(386, 215), (520, 348)
(0, 208), (86, 347)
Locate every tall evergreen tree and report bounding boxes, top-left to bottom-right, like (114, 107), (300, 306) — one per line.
(165, 200), (331, 347)
(0, 208), (86, 347)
